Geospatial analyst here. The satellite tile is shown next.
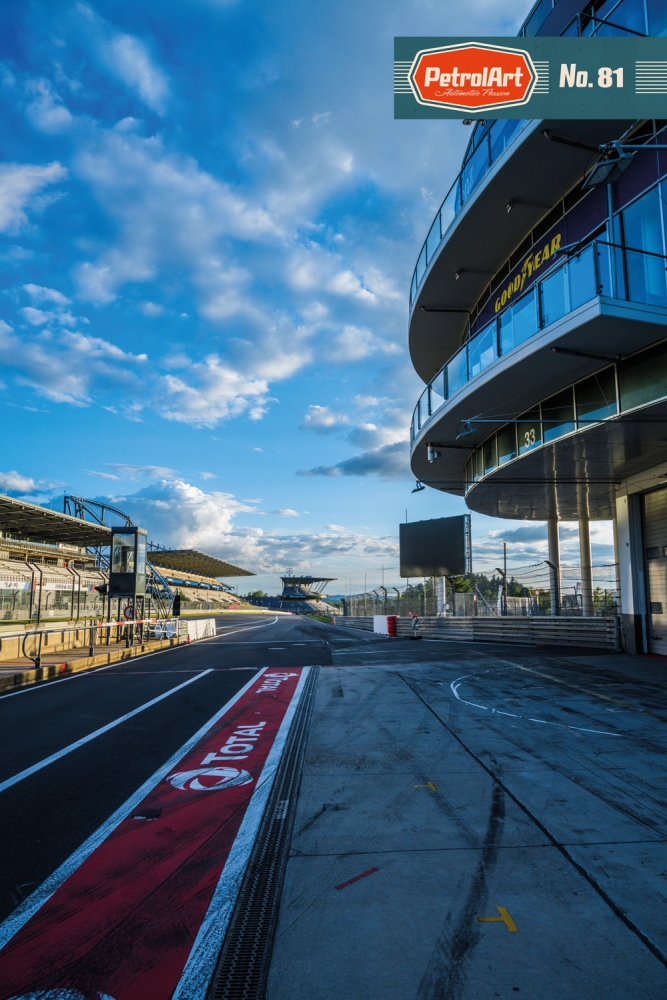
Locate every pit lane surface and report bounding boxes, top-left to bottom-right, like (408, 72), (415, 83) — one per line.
(0, 613), (379, 1000)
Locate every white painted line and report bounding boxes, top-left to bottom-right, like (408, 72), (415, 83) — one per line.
(172, 666), (311, 999)
(450, 673), (623, 737)
(212, 616), (280, 639)
(0, 668), (266, 952)
(0, 670), (214, 794)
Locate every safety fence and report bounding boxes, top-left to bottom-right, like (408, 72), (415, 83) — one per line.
(342, 562), (620, 618)
(334, 615), (620, 650)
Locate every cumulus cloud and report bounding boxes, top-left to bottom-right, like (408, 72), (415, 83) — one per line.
(298, 440), (410, 480)
(0, 161), (66, 233)
(23, 284), (72, 306)
(0, 470), (37, 493)
(300, 404), (348, 433)
(158, 357), (270, 426)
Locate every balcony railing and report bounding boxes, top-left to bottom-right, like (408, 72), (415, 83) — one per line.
(409, 119), (530, 308)
(410, 239), (667, 444)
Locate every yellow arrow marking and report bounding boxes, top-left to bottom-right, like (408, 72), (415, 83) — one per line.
(414, 782), (436, 791)
(477, 906), (518, 932)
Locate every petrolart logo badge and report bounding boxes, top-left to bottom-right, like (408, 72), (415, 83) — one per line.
(409, 42), (537, 112)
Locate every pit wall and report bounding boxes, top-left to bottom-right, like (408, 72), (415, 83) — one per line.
(334, 615), (620, 650)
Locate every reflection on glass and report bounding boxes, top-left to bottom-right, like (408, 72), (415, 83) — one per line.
(648, 0), (667, 35)
(490, 119), (523, 162)
(112, 534), (135, 574)
(499, 289), (538, 354)
(517, 408), (542, 455)
(468, 323), (497, 378)
(461, 136), (490, 205)
(540, 267), (568, 327)
(136, 534), (147, 576)
(447, 345), (468, 396)
(483, 436), (498, 474)
(542, 388), (575, 443)
(416, 246), (427, 283)
(426, 214), (442, 264)
(620, 186), (667, 305)
(619, 341), (667, 411)
(568, 245), (596, 310)
(429, 370), (446, 414)
(473, 448), (483, 480)
(497, 425), (517, 465)
(576, 368), (618, 424)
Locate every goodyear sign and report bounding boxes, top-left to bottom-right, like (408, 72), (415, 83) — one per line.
(395, 37), (667, 118)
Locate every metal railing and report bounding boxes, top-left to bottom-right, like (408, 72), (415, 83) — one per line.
(14, 616), (182, 669)
(411, 239), (667, 444)
(409, 118), (531, 308)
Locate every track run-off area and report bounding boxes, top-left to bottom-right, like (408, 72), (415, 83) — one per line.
(1, 613), (667, 998)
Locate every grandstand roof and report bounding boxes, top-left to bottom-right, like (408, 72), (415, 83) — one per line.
(148, 549), (254, 578)
(0, 494), (112, 546)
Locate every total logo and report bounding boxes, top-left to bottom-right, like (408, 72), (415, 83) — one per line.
(169, 766), (252, 791)
(409, 42), (536, 112)
(258, 671), (299, 693)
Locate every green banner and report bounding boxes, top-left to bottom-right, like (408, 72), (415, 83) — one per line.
(395, 37), (667, 119)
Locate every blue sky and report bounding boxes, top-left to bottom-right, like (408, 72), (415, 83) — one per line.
(0, 0), (614, 593)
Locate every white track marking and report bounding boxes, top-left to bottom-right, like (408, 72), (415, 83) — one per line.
(0, 670), (214, 794)
(0, 669), (265, 951)
(450, 674), (623, 737)
(172, 667), (310, 999)
(211, 617), (280, 639)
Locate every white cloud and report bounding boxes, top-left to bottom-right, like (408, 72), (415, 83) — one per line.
(0, 161), (67, 233)
(25, 79), (73, 133)
(23, 284), (71, 306)
(158, 356), (269, 426)
(300, 404), (348, 433)
(97, 478), (397, 575)
(325, 324), (400, 363)
(270, 509), (299, 517)
(139, 301), (164, 317)
(199, 471), (217, 480)
(0, 470), (37, 493)
(107, 33), (169, 114)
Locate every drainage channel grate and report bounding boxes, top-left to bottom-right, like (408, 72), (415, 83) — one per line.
(207, 666), (319, 1000)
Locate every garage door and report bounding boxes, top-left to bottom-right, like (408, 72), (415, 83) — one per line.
(642, 487), (667, 654)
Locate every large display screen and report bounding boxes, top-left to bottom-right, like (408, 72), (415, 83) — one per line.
(399, 515), (471, 577)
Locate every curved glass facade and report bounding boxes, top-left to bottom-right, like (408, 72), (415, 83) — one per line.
(411, 172), (667, 444)
(462, 337), (667, 492)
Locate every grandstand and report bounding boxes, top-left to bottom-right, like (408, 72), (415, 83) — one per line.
(0, 494), (255, 622)
(246, 575), (337, 615)
(148, 549), (254, 610)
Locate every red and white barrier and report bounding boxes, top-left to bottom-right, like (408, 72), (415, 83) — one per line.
(373, 614), (397, 636)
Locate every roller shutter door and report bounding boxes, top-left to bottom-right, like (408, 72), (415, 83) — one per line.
(642, 487), (667, 653)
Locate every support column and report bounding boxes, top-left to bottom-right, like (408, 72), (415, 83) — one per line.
(435, 577), (445, 616)
(579, 515), (594, 616)
(547, 518), (560, 616)
(615, 492), (646, 653)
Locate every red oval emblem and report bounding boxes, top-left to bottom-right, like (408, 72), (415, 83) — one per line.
(410, 42), (536, 112)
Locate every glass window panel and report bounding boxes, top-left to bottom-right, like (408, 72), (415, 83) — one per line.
(542, 387), (575, 443)
(473, 448), (483, 481)
(447, 345), (468, 395)
(416, 245), (427, 283)
(440, 185), (457, 237)
(596, 241), (613, 297)
(464, 457), (472, 492)
(499, 289), (538, 354)
(517, 408), (542, 455)
(497, 424), (517, 465)
(136, 535), (147, 576)
(648, 0), (667, 35)
(411, 409), (418, 442)
(468, 322), (497, 378)
(410, 272), (417, 307)
(460, 135), (491, 205)
(524, 0), (553, 35)
(112, 534), (135, 574)
(576, 368), (618, 425)
(540, 265), (568, 327)
(561, 16), (579, 35)
(568, 245), (596, 310)
(624, 246), (667, 306)
(483, 436), (498, 475)
(594, 0), (646, 35)
(489, 119), (523, 163)
(619, 342), (667, 411)
(426, 214), (441, 263)
(429, 372), (446, 414)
